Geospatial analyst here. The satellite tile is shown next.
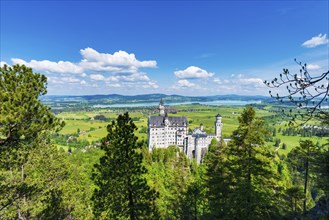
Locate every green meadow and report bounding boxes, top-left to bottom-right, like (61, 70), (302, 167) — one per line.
(55, 104), (327, 154)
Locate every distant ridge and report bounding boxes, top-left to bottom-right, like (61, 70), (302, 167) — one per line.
(41, 93), (271, 104)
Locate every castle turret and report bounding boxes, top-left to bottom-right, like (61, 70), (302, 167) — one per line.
(159, 98), (165, 116)
(164, 111), (169, 126)
(215, 114), (222, 139)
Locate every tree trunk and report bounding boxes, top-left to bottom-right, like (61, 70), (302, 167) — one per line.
(303, 156), (309, 213)
(128, 177), (135, 220)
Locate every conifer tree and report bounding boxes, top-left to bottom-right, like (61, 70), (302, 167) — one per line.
(207, 106), (279, 219)
(0, 64), (63, 218)
(203, 138), (231, 219)
(223, 106), (282, 219)
(92, 112), (158, 219)
(287, 139), (318, 213)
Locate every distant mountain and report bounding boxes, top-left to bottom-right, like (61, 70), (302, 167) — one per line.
(41, 93), (272, 105)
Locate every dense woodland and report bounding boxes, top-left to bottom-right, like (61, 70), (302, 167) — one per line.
(1, 64), (328, 219)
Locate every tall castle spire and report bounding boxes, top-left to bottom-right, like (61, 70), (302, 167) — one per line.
(159, 98), (165, 116)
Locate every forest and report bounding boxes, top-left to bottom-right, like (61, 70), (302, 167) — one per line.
(0, 64), (328, 219)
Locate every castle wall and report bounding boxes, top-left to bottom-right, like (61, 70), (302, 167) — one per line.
(148, 101), (222, 163)
(148, 125), (187, 151)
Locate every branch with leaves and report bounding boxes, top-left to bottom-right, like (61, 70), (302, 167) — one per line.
(264, 59), (329, 124)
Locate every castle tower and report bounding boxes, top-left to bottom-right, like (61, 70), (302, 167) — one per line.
(159, 98), (165, 116)
(215, 114), (222, 139)
(164, 111), (169, 126)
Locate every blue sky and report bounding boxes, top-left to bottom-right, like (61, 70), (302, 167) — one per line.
(1, 0), (328, 96)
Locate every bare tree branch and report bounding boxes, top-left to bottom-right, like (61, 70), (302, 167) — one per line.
(264, 59), (329, 125)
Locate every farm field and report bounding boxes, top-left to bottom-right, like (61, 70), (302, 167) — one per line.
(54, 104), (327, 154)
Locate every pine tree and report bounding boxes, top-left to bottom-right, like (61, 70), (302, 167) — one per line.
(0, 64), (63, 218)
(92, 112), (158, 219)
(164, 146), (192, 219)
(287, 139), (318, 213)
(0, 65), (63, 160)
(225, 106), (282, 219)
(203, 138), (231, 219)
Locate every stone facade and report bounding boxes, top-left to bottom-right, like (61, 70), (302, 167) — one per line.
(148, 100), (222, 163)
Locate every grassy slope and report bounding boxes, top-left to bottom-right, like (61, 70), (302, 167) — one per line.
(56, 105), (326, 154)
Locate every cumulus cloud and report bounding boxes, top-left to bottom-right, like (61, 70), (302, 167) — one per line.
(90, 74), (105, 81)
(177, 79), (195, 88)
(47, 76), (83, 84)
(175, 66), (214, 79)
(302, 34), (329, 48)
(306, 64), (321, 70)
(144, 81), (159, 89)
(237, 77), (264, 85)
(8, 48), (159, 93)
(80, 47), (157, 69)
(107, 83), (121, 88)
(213, 78), (222, 85)
(12, 58), (83, 74)
(10, 47), (157, 78)
(119, 73), (150, 82)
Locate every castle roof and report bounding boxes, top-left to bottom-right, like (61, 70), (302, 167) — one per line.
(149, 115), (187, 128)
(192, 133), (208, 138)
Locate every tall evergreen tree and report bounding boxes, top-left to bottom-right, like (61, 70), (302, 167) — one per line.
(92, 112), (158, 219)
(222, 106), (283, 219)
(164, 146), (192, 219)
(208, 107), (279, 219)
(287, 139), (318, 213)
(203, 138), (232, 219)
(0, 64), (63, 219)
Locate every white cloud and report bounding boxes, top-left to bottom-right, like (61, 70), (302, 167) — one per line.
(79, 47), (157, 73)
(302, 34), (329, 48)
(306, 64), (321, 70)
(11, 58), (83, 74)
(107, 76), (119, 82)
(237, 77), (264, 85)
(107, 83), (121, 88)
(10, 47), (157, 78)
(90, 74), (105, 81)
(47, 76), (83, 84)
(9, 48), (159, 93)
(0, 61), (8, 67)
(119, 73), (150, 82)
(213, 78), (222, 85)
(177, 79), (195, 88)
(144, 81), (159, 89)
(62, 77), (81, 83)
(175, 66), (214, 79)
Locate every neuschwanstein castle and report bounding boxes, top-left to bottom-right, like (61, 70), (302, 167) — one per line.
(148, 99), (223, 163)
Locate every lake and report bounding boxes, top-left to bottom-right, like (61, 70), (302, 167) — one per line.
(93, 100), (262, 108)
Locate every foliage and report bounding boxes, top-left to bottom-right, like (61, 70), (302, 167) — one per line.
(143, 146), (197, 219)
(203, 138), (232, 219)
(266, 61), (329, 218)
(205, 106), (285, 219)
(0, 64), (64, 218)
(287, 140), (320, 213)
(94, 115), (107, 121)
(92, 112), (158, 219)
(0, 64), (63, 166)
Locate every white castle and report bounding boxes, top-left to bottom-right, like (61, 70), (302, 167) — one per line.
(148, 99), (223, 163)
